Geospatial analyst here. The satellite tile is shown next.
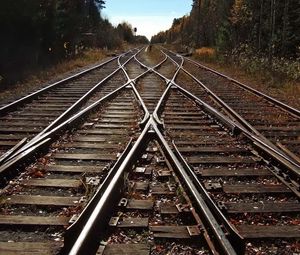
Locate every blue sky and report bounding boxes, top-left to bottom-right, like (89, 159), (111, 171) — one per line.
(102, 0), (193, 40)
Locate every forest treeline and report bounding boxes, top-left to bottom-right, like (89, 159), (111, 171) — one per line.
(0, 0), (148, 86)
(152, 0), (300, 59)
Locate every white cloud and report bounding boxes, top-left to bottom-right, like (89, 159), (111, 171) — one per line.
(109, 15), (176, 40)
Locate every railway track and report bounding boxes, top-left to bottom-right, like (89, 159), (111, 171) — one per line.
(164, 50), (300, 160)
(0, 87), (143, 253)
(94, 140), (212, 255)
(0, 49), (139, 158)
(160, 88), (300, 254)
(0, 46), (299, 254)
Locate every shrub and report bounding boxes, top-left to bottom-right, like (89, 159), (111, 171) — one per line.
(230, 44), (300, 83)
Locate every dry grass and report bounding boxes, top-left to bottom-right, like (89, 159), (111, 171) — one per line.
(194, 47), (216, 62)
(192, 58), (300, 110)
(0, 48), (113, 105)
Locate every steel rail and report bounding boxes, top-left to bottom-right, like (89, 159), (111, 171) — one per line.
(1, 48), (238, 255)
(151, 52), (183, 126)
(136, 48), (300, 178)
(0, 53), (170, 184)
(163, 50), (300, 174)
(164, 50), (300, 150)
(162, 50), (181, 68)
(162, 49), (184, 84)
(22, 50), (139, 147)
(149, 71), (242, 252)
(172, 82), (300, 183)
(171, 84), (237, 132)
(137, 50), (182, 85)
(163, 50), (259, 134)
(147, 52), (300, 192)
(152, 117), (239, 255)
(62, 138), (135, 254)
(0, 138), (28, 164)
(65, 118), (152, 255)
(64, 53), (184, 253)
(184, 55), (300, 117)
(171, 141), (245, 253)
(65, 116), (237, 255)
(165, 49), (300, 160)
(135, 50), (234, 132)
(133, 48), (183, 119)
(134, 54), (170, 83)
(123, 65), (151, 126)
(116, 47), (171, 126)
(122, 48), (173, 126)
(130, 82), (150, 126)
(0, 81), (131, 185)
(134, 53), (168, 70)
(0, 52), (126, 116)
(149, 64), (299, 250)
(183, 64), (262, 135)
(120, 47), (150, 125)
(4, 48), (297, 254)
(155, 81), (300, 195)
(133, 54), (173, 90)
(0, 49), (141, 165)
(152, 83), (173, 126)
(0, 49), (136, 164)
(0, 67), (123, 165)
(64, 54), (238, 255)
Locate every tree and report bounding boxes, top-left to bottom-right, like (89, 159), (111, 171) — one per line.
(0, 0), (112, 87)
(117, 22), (134, 43)
(230, 0), (253, 46)
(153, 0), (300, 58)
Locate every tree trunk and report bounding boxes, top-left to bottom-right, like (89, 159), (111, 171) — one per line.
(196, 0), (201, 47)
(258, 0), (264, 50)
(269, 0), (276, 64)
(281, 0), (289, 54)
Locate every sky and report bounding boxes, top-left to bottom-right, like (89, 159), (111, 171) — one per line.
(102, 0), (193, 40)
